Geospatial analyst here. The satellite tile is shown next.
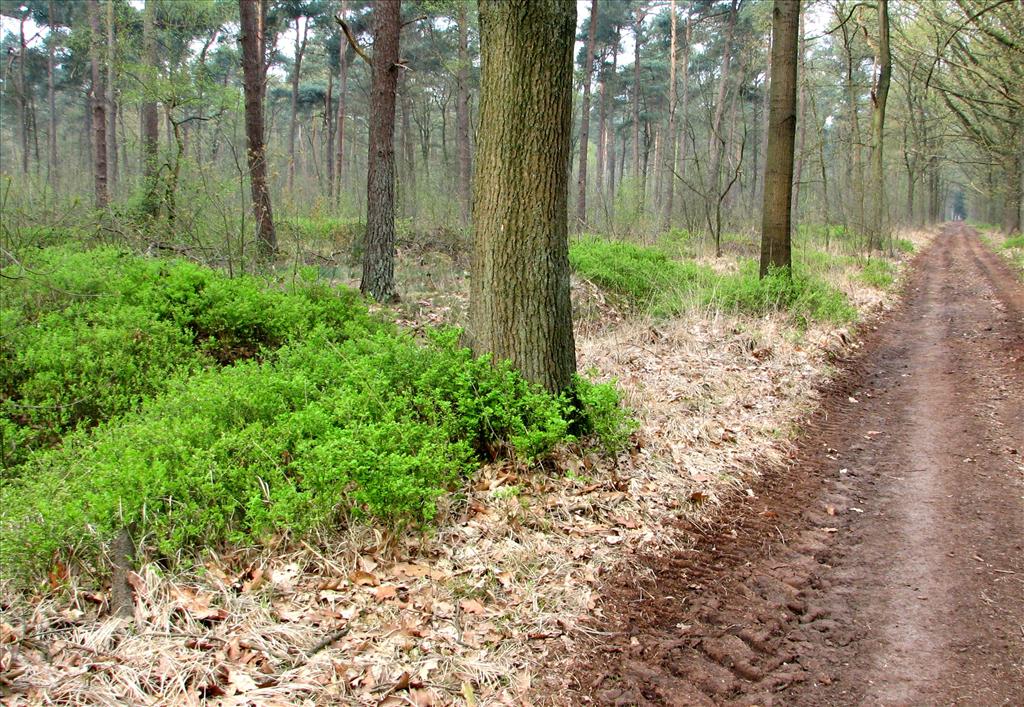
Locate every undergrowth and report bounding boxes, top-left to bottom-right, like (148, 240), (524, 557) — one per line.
(0, 245), (633, 585)
(569, 236), (857, 323)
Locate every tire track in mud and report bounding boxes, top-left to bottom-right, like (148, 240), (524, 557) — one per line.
(554, 224), (1024, 706)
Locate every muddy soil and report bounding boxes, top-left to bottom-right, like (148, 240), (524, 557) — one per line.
(556, 224), (1024, 706)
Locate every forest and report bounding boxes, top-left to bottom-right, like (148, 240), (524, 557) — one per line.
(1, 0), (1022, 704)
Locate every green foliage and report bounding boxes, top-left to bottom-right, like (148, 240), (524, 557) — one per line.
(893, 238), (916, 254)
(572, 375), (638, 455)
(0, 245), (378, 466)
(858, 259), (896, 288)
(1, 247), (634, 584)
(568, 236), (713, 314)
(708, 263), (857, 325)
(1002, 235), (1024, 250)
(569, 237), (856, 323)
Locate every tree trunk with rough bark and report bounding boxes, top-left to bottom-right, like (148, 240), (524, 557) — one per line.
(141, 0), (160, 218)
(239, 0), (276, 259)
(575, 0), (599, 231)
(361, 0), (400, 302)
(759, 0), (799, 277)
(87, 0), (108, 208)
(468, 0), (576, 394)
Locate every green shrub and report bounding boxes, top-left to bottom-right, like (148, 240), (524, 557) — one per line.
(858, 259), (896, 288)
(894, 238), (915, 254)
(0, 326), (630, 582)
(1002, 235), (1024, 250)
(1, 245), (379, 464)
(707, 263), (857, 324)
(569, 236), (713, 310)
(570, 236), (854, 323)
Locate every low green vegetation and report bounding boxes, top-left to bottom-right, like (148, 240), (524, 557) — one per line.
(0, 245), (632, 585)
(1, 246), (374, 466)
(858, 259), (897, 288)
(569, 236), (858, 323)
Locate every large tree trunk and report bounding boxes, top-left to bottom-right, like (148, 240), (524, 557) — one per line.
(288, 16), (309, 193)
(575, 0), (599, 231)
(239, 0), (276, 259)
(867, 0), (890, 250)
(106, 0), (118, 193)
(87, 0), (108, 209)
(361, 0), (401, 302)
(759, 0), (800, 277)
(662, 0), (677, 230)
(455, 1), (472, 225)
(141, 0), (160, 218)
(468, 0), (576, 394)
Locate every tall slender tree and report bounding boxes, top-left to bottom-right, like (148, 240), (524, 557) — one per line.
(239, 0), (276, 259)
(141, 0), (160, 218)
(455, 1), (472, 225)
(86, 0), (108, 209)
(759, 0), (800, 277)
(468, 0), (576, 393)
(360, 0), (401, 302)
(575, 0), (599, 231)
(867, 0), (891, 250)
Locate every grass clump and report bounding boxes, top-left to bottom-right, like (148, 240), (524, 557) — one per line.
(1002, 234), (1024, 250)
(708, 262), (857, 324)
(858, 259), (896, 288)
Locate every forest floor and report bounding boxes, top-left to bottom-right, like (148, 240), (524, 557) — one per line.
(553, 223), (1024, 706)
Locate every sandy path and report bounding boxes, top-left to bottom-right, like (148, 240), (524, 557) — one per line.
(560, 224), (1024, 706)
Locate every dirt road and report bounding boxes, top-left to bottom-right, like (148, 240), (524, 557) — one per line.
(564, 224), (1024, 706)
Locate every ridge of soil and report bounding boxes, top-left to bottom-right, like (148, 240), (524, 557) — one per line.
(553, 224), (1024, 706)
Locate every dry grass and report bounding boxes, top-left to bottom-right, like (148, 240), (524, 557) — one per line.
(0, 230), (931, 706)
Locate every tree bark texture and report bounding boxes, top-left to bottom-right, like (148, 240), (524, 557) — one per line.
(361, 0), (401, 302)
(141, 0), (160, 218)
(87, 0), (108, 209)
(576, 0), (599, 231)
(239, 0), (276, 259)
(468, 0), (577, 394)
(759, 0), (800, 277)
